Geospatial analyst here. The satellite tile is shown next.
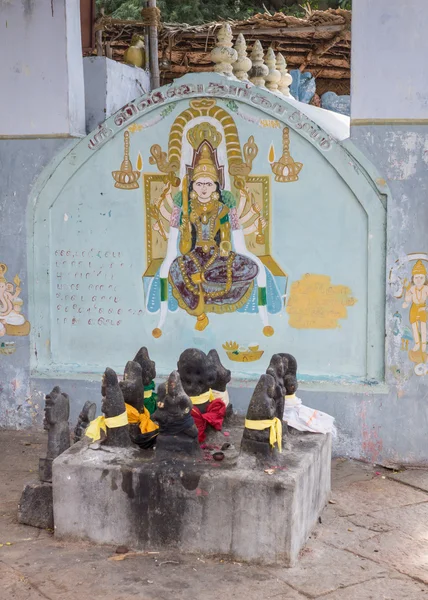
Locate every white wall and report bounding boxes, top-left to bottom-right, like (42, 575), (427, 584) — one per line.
(351, 0), (428, 121)
(84, 57), (151, 133)
(0, 0), (85, 136)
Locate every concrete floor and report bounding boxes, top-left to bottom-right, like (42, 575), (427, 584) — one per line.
(1, 430), (428, 600)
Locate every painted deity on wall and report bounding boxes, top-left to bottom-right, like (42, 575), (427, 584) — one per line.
(143, 99), (287, 338)
(389, 254), (428, 376)
(0, 263), (30, 337)
(402, 260), (428, 354)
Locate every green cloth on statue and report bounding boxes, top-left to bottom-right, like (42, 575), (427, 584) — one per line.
(143, 381), (157, 415)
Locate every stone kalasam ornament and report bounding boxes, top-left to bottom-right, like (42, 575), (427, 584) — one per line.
(74, 400), (96, 443)
(100, 368), (132, 448)
(265, 47), (281, 93)
(152, 371), (199, 454)
(241, 374), (282, 456)
(211, 23), (238, 77)
(249, 40), (269, 87)
(39, 386), (70, 482)
(276, 53), (293, 97)
(232, 33), (252, 81)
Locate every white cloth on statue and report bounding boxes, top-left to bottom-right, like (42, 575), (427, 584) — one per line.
(212, 389), (229, 407)
(283, 394), (336, 436)
(2, 311), (25, 325)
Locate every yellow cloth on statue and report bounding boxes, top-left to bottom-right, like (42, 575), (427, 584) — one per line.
(125, 403), (159, 434)
(244, 417), (282, 453)
(190, 389), (214, 405)
(85, 411), (128, 442)
(144, 389), (153, 399)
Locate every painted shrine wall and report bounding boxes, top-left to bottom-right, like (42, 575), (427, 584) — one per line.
(30, 76), (385, 386)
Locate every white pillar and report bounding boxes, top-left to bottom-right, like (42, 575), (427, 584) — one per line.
(351, 0), (428, 123)
(0, 0), (85, 137)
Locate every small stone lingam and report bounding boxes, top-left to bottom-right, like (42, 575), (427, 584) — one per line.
(152, 371), (199, 455)
(39, 386), (71, 482)
(241, 373), (282, 457)
(74, 400), (97, 443)
(178, 348), (226, 442)
(133, 346), (157, 414)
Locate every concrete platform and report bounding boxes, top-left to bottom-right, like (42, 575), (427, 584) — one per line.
(2, 430), (428, 598)
(53, 432), (331, 566)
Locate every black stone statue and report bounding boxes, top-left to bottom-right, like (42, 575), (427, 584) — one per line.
(208, 348), (233, 419)
(134, 346), (156, 385)
(266, 354), (287, 421)
(241, 374), (280, 456)
(177, 348), (217, 414)
(152, 371), (199, 455)
(39, 386), (70, 482)
(101, 367), (132, 448)
(208, 349), (231, 393)
(74, 400), (96, 443)
(120, 360), (145, 413)
(133, 346), (157, 414)
(279, 352), (298, 397)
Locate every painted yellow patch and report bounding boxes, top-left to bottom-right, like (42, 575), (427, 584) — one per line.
(268, 144), (275, 163)
(127, 123), (144, 133)
(286, 274), (357, 329)
(260, 119), (281, 129)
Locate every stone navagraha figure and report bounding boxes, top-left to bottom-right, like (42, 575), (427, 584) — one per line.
(74, 400), (97, 443)
(177, 348), (227, 442)
(133, 346), (157, 414)
(152, 370), (199, 455)
(120, 359), (159, 449)
(39, 386), (71, 482)
(85, 368), (132, 448)
(241, 373), (282, 456)
(19, 386), (71, 529)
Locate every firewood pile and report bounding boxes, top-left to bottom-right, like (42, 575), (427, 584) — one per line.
(93, 8), (351, 96)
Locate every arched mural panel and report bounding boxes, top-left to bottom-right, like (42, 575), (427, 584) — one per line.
(29, 75), (385, 383)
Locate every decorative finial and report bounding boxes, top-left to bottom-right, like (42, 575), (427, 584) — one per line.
(265, 47), (281, 93)
(270, 127), (303, 183)
(249, 40), (269, 87)
(211, 23), (238, 77)
(232, 33), (252, 81)
(276, 53), (293, 97)
(111, 131), (141, 190)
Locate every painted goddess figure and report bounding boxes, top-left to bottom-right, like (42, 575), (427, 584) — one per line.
(148, 142), (282, 337)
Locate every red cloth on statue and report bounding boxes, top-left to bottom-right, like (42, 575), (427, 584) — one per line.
(191, 398), (226, 443)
